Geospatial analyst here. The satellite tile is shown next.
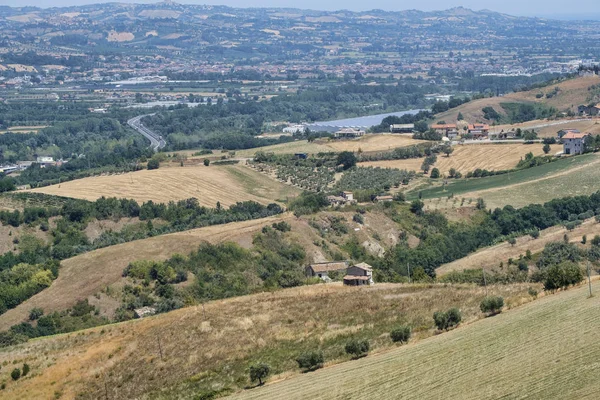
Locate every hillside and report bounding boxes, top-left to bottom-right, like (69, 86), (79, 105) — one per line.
(435, 75), (600, 124)
(229, 281), (600, 400)
(0, 282), (537, 400)
(27, 165), (300, 208)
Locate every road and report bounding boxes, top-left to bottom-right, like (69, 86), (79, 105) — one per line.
(127, 114), (166, 151)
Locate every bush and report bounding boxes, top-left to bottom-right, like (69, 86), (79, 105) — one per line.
(11, 368), (20, 381)
(147, 158), (160, 170)
(28, 307), (44, 321)
(480, 296), (504, 315)
(203, 158), (210, 167)
(296, 350), (324, 372)
(543, 261), (584, 291)
(22, 363), (30, 377)
(272, 221), (291, 232)
(249, 362), (270, 385)
(390, 326), (411, 343)
(433, 308), (462, 331)
(345, 338), (370, 359)
(430, 168), (440, 179)
(352, 213), (364, 224)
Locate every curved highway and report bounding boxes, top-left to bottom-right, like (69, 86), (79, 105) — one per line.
(127, 114), (166, 151)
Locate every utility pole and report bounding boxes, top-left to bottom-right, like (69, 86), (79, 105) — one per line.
(587, 261), (593, 298)
(407, 262), (411, 284)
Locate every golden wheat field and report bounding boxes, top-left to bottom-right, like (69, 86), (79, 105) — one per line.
(0, 282), (538, 400)
(236, 135), (427, 157)
(27, 165), (299, 207)
(359, 143), (558, 174)
(231, 281), (600, 400)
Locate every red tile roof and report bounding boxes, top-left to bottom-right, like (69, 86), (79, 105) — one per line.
(562, 132), (588, 139)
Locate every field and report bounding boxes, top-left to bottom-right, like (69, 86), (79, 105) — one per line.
(230, 281), (600, 400)
(493, 118), (600, 138)
(436, 218), (598, 275)
(0, 214), (292, 331)
(236, 135), (426, 158)
(359, 143), (559, 174)
(0, 125), (46, 134)
(27, 164), (300, 207)
(409, 153), (600, 202)
(0, 282), (537, 400)
(463, 154), (600, 208)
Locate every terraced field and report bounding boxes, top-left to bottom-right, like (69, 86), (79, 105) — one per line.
(360, 143), (558, 174)
(230, 281), (600, 400)
(27, 164), (299, 207)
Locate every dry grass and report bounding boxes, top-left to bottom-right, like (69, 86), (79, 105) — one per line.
(0, 214), (292, 331)
(437, 218), (599, 276)
(236, 135), (426, 158)
(229, 281), (600, 400)
(26, 165), (299, 207)
(359, 143), (558, 174)
(0, 282), (537, 400)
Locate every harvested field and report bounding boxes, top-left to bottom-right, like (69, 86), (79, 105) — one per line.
(236, 135), (426, 158)
(0, 281), (537, 400)
(27, 165), (299, 207)
(106, 30), (134, 42)
(360, 143), (559, 174)
(230, 281), (600, 400)
(0, 214), (292, 331)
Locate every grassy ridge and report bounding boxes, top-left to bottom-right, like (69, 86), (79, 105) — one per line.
(230, 281), (600, 400)
(408, 153), (597, 200)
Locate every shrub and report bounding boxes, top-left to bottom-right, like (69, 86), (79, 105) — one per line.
(352, 213), (364, 224)
(296, 350), (324, 372)
(433, 308), (462, 331)
(543, 262), (584, 291)
(390, 326), (411, 343)
(28, 307), (44, 321)
(592, 235), (600, 246)
(22, 363), (30, 377)
(480, 296), (504, 315)
(430, 168), (440, 179)
(147, 158), (160, 170)
(528, 287), (538, 298)
(345, 338), (370, 359)
(272, 221), (291, 232)
(249, 362), (270, 386)
(530, 229), (540, 239)
(11, 368), (20, 381)
(203, 158), (210, 167)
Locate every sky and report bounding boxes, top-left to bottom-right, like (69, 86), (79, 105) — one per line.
(4, 0), (600, 20)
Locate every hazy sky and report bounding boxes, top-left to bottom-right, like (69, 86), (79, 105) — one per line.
(4, 0), (600, 19)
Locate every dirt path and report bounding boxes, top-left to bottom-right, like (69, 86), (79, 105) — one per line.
(437, 218), (598, 275)
(0, 214), (291, 331)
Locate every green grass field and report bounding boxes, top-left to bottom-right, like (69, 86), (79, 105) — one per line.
(229, 281), (600, 400)
(408, 153), (599, 201)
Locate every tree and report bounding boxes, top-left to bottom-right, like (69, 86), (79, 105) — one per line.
(28, 308), (43, 321)
(448, 168), (457, 178)
(336, 151), (357, 170)
(508, 237), (517, 247)
(11, 368), (20, 381)
(530, 229), (540, 239)
(410, 200), (424, 215)
(249, 363), (270, 386)
(476, 198), (486, 210)
(421, 160), (430, 174)
(22, 363), (30, 377)
(433, 308), (462, 331)
(390, 326), (411, 343)
(543, 262), (584, 291)
(147, 158), (159, 170)
(430, 168), (440, 179)
(203, 158), (210, 166)
(443, 144), (454, 157)
(296, 350), (324, 372)
(480, 296), (504, 315)
(345, 338), (370, 359)
(543, 143), (551, 154)
(457, 112), (464, 121)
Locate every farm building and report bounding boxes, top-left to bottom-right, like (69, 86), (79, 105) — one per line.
(343, 262), (374, 286)
(306, 261), (349, 280)
(327, 192), (356, 206)
(333, 128), (366, 138)
(374, 195), (394, 202)
(283, 124), (308, 134)
(562, 131), (590, 155)
(389, 124), (414, 133)
(431, 124), (458, 138)
(468, 123), (490, 137)
(557, 128), (580, 139)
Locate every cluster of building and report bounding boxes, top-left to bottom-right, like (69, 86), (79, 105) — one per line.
(306, 261), (374, 286)
(430, 123), (490, 139)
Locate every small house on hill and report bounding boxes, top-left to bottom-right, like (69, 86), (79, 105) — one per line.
(374, 195), (393, 203)
(306, 261), (349, 280)
(334, 128), (366, 138)
(468, 123), (490, 138)
(343, 262), (374, 286)
(562, 131), (590, 155)
(431, 124), (458, 138)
